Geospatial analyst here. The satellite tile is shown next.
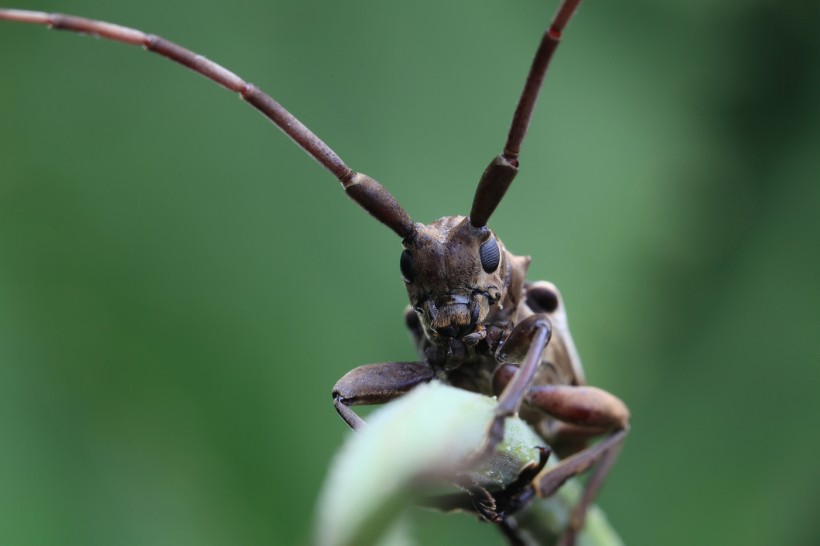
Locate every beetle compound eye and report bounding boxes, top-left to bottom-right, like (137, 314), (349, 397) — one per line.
(479, 237), (500, 273)
(400, 250), (415, 283)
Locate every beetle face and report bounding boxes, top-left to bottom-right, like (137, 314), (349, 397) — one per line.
(401, 216), (509, 342)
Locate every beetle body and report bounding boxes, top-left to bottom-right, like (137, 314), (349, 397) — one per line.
(0, 2), (629, 545)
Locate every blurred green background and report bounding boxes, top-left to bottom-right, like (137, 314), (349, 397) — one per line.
(1, 0), (818, 544)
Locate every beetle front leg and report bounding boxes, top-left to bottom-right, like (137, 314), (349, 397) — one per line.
(332, 361), (435, 430)
(474, 314), (552, 458)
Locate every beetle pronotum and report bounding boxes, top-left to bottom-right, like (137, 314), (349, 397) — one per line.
(1, 2), (629, 544)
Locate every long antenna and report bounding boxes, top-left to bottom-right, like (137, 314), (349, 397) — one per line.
(0, 9), (415, 238)
(470, 0), (583, 228)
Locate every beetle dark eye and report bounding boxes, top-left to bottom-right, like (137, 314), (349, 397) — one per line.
(400, 250), (414, 282)
(479, 237), (500, 273)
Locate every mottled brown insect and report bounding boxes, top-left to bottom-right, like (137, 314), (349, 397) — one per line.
(0, 2), (629, 544)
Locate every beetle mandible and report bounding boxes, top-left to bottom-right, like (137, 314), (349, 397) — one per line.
(0, 2), (630, 544)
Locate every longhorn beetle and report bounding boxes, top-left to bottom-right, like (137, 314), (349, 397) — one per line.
(0, 2), (630, 544)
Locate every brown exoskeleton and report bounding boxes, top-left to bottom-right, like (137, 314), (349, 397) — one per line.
(0, 1), (629, 544)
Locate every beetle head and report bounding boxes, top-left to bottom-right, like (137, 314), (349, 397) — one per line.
(400, 216), (511, 343)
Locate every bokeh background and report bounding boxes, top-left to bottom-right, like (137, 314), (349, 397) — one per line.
(1, 0), (818, 544)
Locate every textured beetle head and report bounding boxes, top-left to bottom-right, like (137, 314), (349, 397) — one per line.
(400, 215), (512, 343)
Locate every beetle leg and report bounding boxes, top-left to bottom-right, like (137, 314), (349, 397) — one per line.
(331, 361), (435, 430)
(527, 384), (630, 431)
(537, 429), (627, 546)
(493, 364), (630, 544)
(492, 364), (628, 434)
(474, 314), (552, 459)
(557, 439), (625, 546)
(531, 393), (628, 542)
